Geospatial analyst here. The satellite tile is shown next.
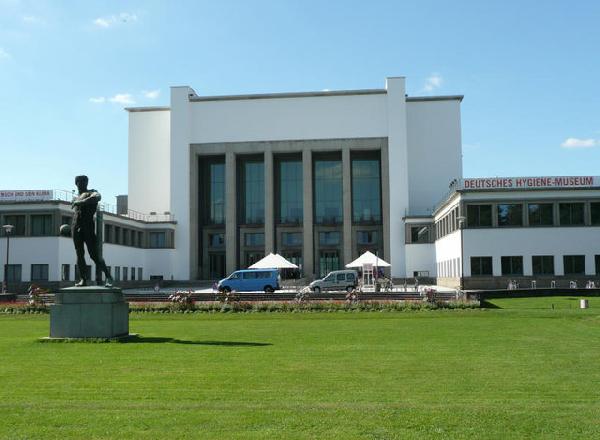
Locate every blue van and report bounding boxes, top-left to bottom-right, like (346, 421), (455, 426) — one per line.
(217, 269), (281, 293)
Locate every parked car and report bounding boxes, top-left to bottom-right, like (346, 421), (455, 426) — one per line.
(217, 269), (281, 293)
(309, 270), (358, 293)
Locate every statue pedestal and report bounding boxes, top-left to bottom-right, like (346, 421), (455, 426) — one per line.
(49, 287), (129, 339)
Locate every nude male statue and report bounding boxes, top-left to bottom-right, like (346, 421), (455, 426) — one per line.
(72, 175), (113, 287)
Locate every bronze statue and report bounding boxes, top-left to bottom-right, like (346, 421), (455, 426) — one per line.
(71, 175), (113, 287)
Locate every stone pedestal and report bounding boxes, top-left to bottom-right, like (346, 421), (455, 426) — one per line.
(49, 287), (129, 339)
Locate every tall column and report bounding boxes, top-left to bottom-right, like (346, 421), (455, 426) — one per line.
(264, 150), (274, 254)
(302, 149), (314, 279)
(381, 141), (391, 270)
(225, 152), (237, 273)
(342, 148), (353, 265)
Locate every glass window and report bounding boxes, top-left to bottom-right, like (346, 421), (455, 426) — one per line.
(245, 233), (264, 247)
(596, 255), (600, 275)
(352, 159), (381, 223)
(532, 256), (554, 275)
(358, 230), (378, 245)
(138, 267), (143, 281)
(559, 203), (585, 226)
(319, 251), (340, 277)
(591, 203), (600, 225)
(314, 160), (342, 224)
(336, 273), (346, 282)
(528, 203), (554, 226)
(245, 252), (263, 267)
(31, 214), (52, 236)
(149, 232), (166, 248)
(243, 161), (264, 224)
(104, 224), (112, 243)
(3, 215), (26, 236)
(131, 267), (136, 281)
(279, 160), (303, 223)
(30, 264), (49, 281)
(62, 264), (70, 281)
(114, 227), (121, 244)
(209, 233), (225, 247)
(501, 256), (523, 276)
(497, 204), (523, 227)
(6, 264), (22, 282)
(114, 266), (120, 281)
(346, 273), (356, 281)
(319, 231), (340, 246)
(410, 226), (430, 243)
(243, 271), (257, 279)
(563, 255), (585, 275)
(123, 267), (128, 281)
(209, 163), (225, 224)
(467, 205), (492, 227)
(282, 232), (302, 247)
(470, 257), (492, 276)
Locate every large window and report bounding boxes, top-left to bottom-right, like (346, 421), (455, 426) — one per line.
(245, 233), (264, 247)
(314, 160), (342, 224)
(3, 215), (25, 236)
(410, 225), (432, 243)
(282, 232), (302, 247)
(319, 250), (340, 277)
(279, 160), (303, 224)
(352, 159), (381, 223)
(563, 255), (585, 275)
(591, 202), (600, 225)
(31, 214), (52, 236)
(6, 264), (22, 282)
(470, 257), (492, 276)
(467, 205), (492, 227)
(209, 233), (225, 247)
(149, 231), (166, 248)
(31, 264), (49, 281)
(528, 203), (554, 226)
(209, 163), (225, 224)
(559, 203), (585, 226)
(532, 256), (554, 275)
(501, 256), (523, 276)
(357, 231), (378, 245)
(243, 161), (264, 224)
(497, 204), (523, 227)
(319, 231), (340, 246)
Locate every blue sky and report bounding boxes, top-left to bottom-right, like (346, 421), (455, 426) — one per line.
(1, 0), (599, 206)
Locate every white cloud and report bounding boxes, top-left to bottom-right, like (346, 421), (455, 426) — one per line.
(423, 73), (443, 92)
(89, 97), (106, 104)
(561, 138), (598, 149)
(22, 15), (43, 24)
(142, 89), (160, 99)
(0, 48), (11, 60)
(108, 93), (135, 105)
(93, 12), (138, 29)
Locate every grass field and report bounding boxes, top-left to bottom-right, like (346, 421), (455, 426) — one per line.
(1, 301), (599, 439)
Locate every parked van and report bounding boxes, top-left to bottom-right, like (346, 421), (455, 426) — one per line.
(217, 269), (281, 293)
(309, 270), (358, 293)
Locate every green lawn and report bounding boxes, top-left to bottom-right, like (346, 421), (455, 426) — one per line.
(483, 295), (600, 309)
(1, 307), (599, 439)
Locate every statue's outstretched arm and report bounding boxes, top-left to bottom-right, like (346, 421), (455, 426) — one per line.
(73, 191), (102, 206)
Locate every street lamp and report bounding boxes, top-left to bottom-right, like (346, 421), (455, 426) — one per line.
(457, 216), (466, 292)
(2, 224), (15, 294)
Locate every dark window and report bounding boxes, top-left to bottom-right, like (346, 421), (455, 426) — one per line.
(501, 256), (523, 276)
(31, 214), (52, 236)
(123, 267), (128, 281)
(209, 162), (225, 224)
(319, 231), (340, 246)
(319, 250), (340, 277)
(357, 231), (378, 245)
(138, 231), (143, 247)
(528, 203), (554, 226)
(470, 257), (493, 276)
(131, 267), (136, 281)
(467, 205), (492, 227)
(410, 225), (430, 243)
(149, 232), (166, 248)
(563, 255), (585, 275)
(114, 266), (120, 281)
(346, 273), (356, 282)
(104, 224), (112, 243)
(591, 203), (600, 225)
(245, 252), (263, 268)
(4, 215), (26, 236)
(245, 233), (264, 247)
(282, 232), (302, 247)
(314, 160), (342, 224)
(6, 264), (22, 282)
(497, 204), (523, 227)
(209, 233), (225, 247)
(209, 253), (226, 279)
(243, 161), (264, 224)
(30, 264), (49, 281)
(61, 264), (70, 281)
(532, 256), (554, 275)
(559, 203), (585, 226)
(596, 255), (600, 275)
(138, 268), (143, 281)
(123, 229), (130, 246)
(352, 159), (381, 223)
(279, 160), (303, 223)
(336, 273), (346, 282)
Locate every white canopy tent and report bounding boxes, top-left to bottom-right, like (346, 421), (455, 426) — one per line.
(345, 251), (390, 287)
(248, 253), (299, 269)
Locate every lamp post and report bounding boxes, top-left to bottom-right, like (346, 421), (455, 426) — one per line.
(457, 216), (466, 292)
(2, 224), (15, 294)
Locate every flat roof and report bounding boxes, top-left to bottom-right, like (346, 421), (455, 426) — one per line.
(125, 106), (170, 113)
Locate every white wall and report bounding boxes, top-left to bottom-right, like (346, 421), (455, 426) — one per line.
(434, 230), (463, 277)
(463, 228), (600, 276)
(128, 110), (171, 214)
(405, 244), (436, 277)
(406, 100), (462, 215)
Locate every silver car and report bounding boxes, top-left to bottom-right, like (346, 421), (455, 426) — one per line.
(309, 270), (358, 293)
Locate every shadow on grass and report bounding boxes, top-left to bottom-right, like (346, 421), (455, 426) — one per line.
(480, 300), (501, 309)
(124, 336), (272, 346)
